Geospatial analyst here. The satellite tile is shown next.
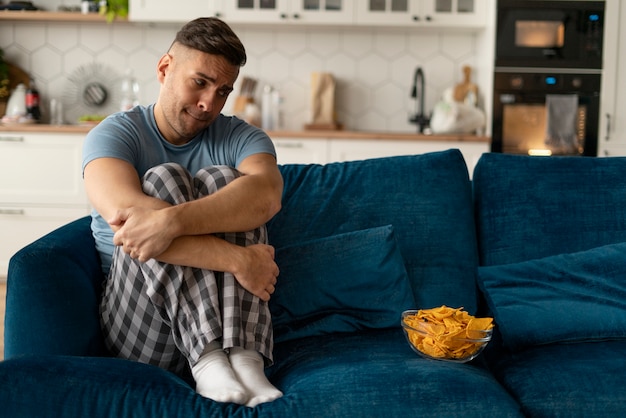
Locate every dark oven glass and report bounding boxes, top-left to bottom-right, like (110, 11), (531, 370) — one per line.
(495, 0), (604, 69)
(492, 72), (600, 157)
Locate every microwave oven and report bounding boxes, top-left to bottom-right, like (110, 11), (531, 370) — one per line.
(495, 0), (605, 69)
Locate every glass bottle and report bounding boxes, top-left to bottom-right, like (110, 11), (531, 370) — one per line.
(120, 69), (139, 112)
(26, 78), (41, 122)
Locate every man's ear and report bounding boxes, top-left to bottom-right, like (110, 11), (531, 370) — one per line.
(156, 53), (172, 82)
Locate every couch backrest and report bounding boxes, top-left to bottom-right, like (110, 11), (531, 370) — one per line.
(269, 149), (479, 313)
(474, 153), (626, 266)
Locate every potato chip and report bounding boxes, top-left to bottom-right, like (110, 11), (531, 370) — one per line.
(402, 306), (494, 360)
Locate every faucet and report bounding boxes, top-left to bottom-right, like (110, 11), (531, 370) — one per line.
(409, 67), (430, 133)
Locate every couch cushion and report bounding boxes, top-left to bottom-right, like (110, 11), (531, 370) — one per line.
(271, 150), (479, 314)
(473, 153), (626, 266)
(478, 242), (626, 352)
(488, 341), (626, 417)
(0, 356), (236, 418)
(268, 328), (523, 417)
(0, 332), (524, 418)
(270, 225), (414, 343)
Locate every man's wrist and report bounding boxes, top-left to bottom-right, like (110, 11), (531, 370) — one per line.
(163, 204), (187, 239)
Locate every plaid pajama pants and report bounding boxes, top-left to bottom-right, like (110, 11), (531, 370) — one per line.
(100, 163), (273, 376)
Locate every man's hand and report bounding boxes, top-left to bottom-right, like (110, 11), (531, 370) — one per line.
(231, 244), (279, 302)
(111, 206), (176, 262)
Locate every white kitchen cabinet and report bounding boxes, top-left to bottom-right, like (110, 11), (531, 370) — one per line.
(129, 0), (213, 22)
(0, 132), (90, 277)
(272, 138), (330, 164)
(356, 0), (487, 28)
(129, 0), (486, 28)
(216, 0), (354, 24)
(271, 134), (488, 174)
(328, 139), (488, 175)
(599, 0), (626, 156)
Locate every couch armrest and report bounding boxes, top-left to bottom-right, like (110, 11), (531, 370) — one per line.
(5, 216), (107, 358)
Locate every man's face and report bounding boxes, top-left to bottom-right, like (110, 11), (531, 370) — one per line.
(155, 45), (239, 145)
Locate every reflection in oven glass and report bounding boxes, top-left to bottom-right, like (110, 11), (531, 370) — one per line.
(515, 21), (565, 48)
(503, 105), (586, 155)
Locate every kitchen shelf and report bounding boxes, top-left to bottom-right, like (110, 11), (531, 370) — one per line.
(0, 10), (127, 22)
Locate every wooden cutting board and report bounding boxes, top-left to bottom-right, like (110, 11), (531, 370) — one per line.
(0, 62), (31, 117)
(7, 62), (31, 89)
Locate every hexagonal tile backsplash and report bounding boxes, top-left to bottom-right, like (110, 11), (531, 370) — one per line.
(0, 20), (479, 132)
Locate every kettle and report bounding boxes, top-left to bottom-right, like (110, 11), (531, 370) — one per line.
(5, 83), (27, 117)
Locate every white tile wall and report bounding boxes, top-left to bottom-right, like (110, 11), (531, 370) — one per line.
(0, 19), (480, 132)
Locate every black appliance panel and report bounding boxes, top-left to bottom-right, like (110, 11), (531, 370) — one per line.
(495, 0), (604, 69)
(492, 72), (600, 156)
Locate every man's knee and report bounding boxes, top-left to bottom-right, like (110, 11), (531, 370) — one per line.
(142, 163), (194, 203)
(195, 165), (242, 195)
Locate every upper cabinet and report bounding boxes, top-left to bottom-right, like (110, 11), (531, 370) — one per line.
(129, 0), (211, 22)
(127, 0), (486, 28)
(216, 0), (354, 24)
(356, 0), (486, 28)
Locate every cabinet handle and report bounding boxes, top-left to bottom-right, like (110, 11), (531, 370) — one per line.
(292, 13), (300, 19)
(605, 113), (612, 141)
(275, 142), (304, 149)
(0, 208), (25, 215)
(0, 136), (25, 142)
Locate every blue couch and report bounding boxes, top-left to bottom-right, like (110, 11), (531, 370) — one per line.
(2, 149), (625, 417)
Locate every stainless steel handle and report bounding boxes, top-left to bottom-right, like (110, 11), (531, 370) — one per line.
(275, 142), (304, 149)
(0, 208), (25, 215)
(605, 113), (612, 141)
(0, 136), (25, 142)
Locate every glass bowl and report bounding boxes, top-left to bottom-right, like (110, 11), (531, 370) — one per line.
(401, 309), (493, 363)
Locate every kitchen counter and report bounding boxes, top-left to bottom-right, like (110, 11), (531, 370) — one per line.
(0, 124), (490, 142)
(0, 124), (95, 134)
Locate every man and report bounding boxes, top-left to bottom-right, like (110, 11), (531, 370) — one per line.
(82, 17), (284, 407)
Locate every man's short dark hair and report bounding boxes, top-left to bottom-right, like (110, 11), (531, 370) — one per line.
(172, 17), (247, 67)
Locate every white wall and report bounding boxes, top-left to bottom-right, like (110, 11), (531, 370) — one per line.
(0, 19), (486, 132)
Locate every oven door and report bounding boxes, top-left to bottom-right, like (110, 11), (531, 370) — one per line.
(492, 91), (599, 157)
(495, 1), (604, 69)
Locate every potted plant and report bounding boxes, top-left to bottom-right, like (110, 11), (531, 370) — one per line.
(100, 0), (128, 23)
(0, 49), (9, 117)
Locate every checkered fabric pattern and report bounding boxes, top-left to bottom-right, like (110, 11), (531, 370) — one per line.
(100, 163), (273, 375)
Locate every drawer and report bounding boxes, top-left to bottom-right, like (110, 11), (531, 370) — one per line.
(0, 133), (87, 206)
(272, 138), (329, 164)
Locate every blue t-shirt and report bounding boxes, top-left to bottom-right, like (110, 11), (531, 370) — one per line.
(82, 104), (276, 274)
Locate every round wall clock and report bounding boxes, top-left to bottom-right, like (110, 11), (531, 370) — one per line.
(63, 62), (120, 124)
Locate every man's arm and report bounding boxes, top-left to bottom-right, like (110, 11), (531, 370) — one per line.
(83, 154), (283, 300)
(168, 152), (283, 236)
(107, 152), (283, 260)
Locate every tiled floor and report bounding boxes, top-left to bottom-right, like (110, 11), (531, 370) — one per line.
(0, 281), (5, 361)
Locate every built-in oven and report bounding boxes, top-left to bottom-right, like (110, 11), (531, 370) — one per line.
(492, 0), (605, 157)
(495, 0), (605, 69)
(492, 71), (600, 156)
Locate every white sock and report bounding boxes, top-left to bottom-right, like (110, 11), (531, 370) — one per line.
(191, 342), (248, 404)
(229, 347), (283, 408)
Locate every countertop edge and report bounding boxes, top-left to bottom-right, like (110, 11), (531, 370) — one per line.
(0, 124), (490, 143)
